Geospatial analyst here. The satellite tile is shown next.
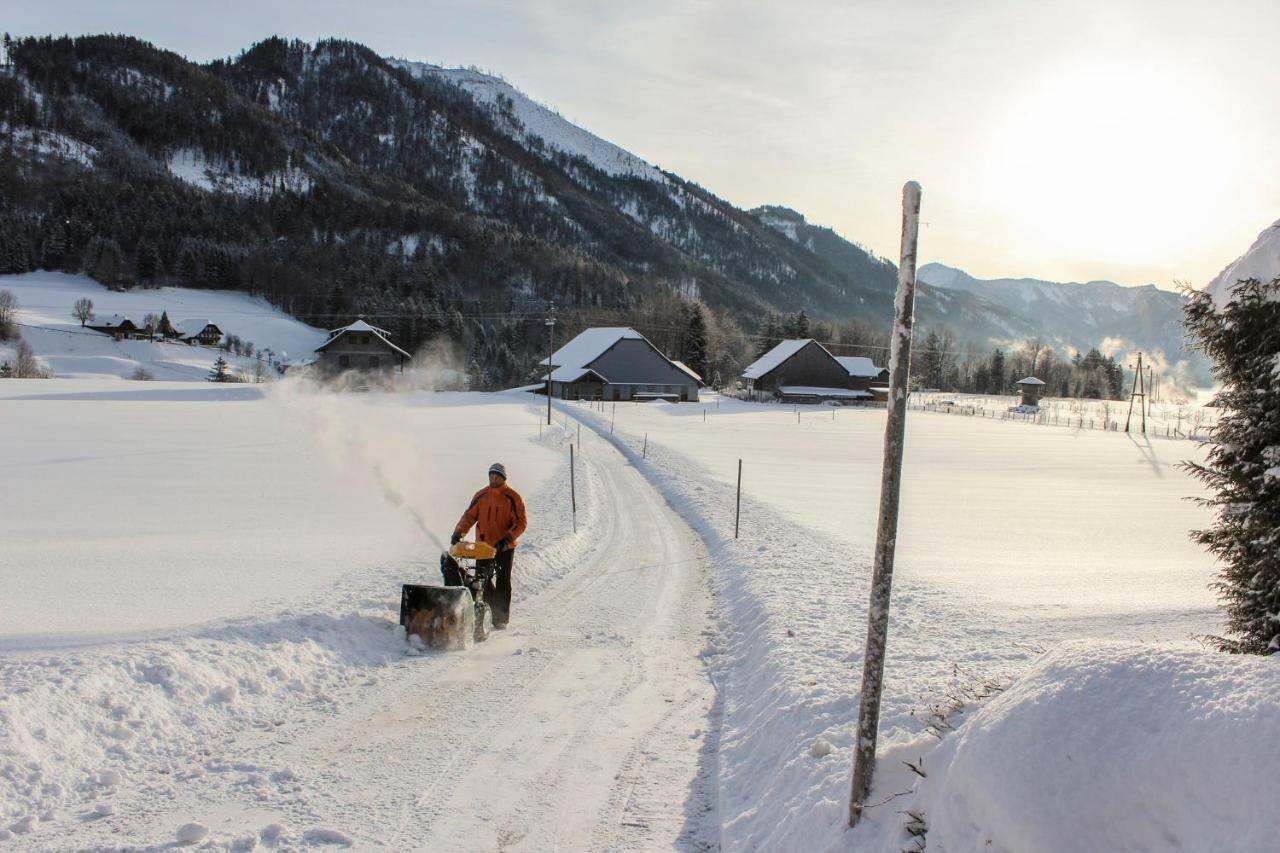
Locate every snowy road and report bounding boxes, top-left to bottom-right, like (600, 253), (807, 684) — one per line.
(18, 401), (719, 850)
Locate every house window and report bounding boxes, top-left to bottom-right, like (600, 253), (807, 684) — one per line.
(339, 355), (350, 367)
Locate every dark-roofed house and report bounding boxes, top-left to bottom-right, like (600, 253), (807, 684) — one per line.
(743, 339), (888, 403)
(174, 319), (223, 346)
(314, 319), (412, 373)
(87, 315), (144, 340)
(540, 327), (700, 402)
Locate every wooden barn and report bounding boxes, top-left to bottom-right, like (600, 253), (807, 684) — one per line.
(87, 315), (145, 340)
(540, 327), (700, 402)
(313, 319), (412, 374)
(743, 339), (888, 403)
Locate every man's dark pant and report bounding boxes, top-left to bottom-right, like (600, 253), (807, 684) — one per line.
(485, 549), (514, 626)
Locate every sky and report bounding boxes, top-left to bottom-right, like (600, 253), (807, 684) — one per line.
(9, 0), (1280, 290)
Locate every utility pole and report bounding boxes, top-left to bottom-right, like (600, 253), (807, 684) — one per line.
(545, 302), (556, 426)
(1125, 352), (1146, 434)
(849, 181), (922, 828)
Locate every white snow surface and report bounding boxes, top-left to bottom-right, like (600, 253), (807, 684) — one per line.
(901, 641), (1280, 852)
(1205, 217), (1280, 305)
(0, 379), (1265, 851)
(834, 355), (883, 378)
(391, 60), (666, 183)
(2, 272), (328, 378)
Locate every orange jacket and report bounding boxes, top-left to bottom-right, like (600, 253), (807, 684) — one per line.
(454, 483), (528, 548)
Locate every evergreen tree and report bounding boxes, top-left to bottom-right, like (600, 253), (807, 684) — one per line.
(988, 348), (1006, 393)
(682, 306), (709, 381)
(208, 356), (230, 382)
(756, 313), (781, 358)
(1182, 276), (1280, 654)
(0, 362), (11, 378)
(920, 331), (945, 390)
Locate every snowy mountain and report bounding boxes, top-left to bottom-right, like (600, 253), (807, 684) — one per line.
(1205, 217), (1280, 305)
(917, 261), (1205, 377)
(388, 61), (666, 183)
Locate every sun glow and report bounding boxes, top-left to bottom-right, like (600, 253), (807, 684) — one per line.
(978, 58), (1241, 273)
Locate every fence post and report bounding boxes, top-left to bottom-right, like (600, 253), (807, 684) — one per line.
(570, 443), (577, 533)
(611, 405), (616, 434)
(734, 458), (742, 539)
(850, 181), (922, 828)
(643, 432), (648, 459)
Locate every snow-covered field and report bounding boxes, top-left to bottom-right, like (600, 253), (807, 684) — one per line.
(2, 381), (1274, 851)
(1, 272), (328, 380)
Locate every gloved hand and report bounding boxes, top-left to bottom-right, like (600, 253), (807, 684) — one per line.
(450, 531), (462, 545)
(497, 536), (513, 552)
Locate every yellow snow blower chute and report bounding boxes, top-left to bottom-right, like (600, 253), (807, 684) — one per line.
(400, 540), (498, 650)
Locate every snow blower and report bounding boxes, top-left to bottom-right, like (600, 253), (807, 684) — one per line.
(399, 540), (498, 650)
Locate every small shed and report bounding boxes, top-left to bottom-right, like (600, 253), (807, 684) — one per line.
(314, 319), (412, 374)
(174, 319), (223, 346)
(1016, 376), (1046, 407)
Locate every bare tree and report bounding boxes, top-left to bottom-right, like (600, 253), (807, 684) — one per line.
(73, 297), (95, 327)
(0, 289), (16, 339)
(15, 339), (43, 378)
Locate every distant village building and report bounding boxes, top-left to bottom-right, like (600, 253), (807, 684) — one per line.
(1017, 376), (1046, 407)
(174, 319), (223, 346)
(742, 339), (888, 403)
(313, 319), (411, 373)
(539, 327), (700, 401)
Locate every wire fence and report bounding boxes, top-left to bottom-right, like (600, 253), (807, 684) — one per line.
(906, 400), (1213, 441)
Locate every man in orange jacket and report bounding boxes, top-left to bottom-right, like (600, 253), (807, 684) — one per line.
(450, 462), (528, 628)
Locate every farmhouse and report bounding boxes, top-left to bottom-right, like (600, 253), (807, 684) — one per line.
(743, 339), (888, 403)
(313, 319), (411, 373)
(87, 315), (145, 340)
(174, 319), (223, 346)
(539, 327), (700, 401)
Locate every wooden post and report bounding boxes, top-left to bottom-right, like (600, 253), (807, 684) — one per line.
(734, 458), (742, 539)
(577, 422), (581, 446)
(611, 404), (616, 434)
(849, 181), (922, 828)
(546, 303), (555, 426)
(643, 432), (648, 459)
(570, 443), (577, 532)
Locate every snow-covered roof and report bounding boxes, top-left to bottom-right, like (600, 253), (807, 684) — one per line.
(540, 327), (644, 370)
(326, 319), (391, 338)
(671, 360), (702, 382)
(315, 320), (412, 359)
(175, 319), (219, 337)
(777, 386), (871, 398)
(742, 340), (812, 380)
(1017, 376), (1046, 385)
(545, 366), (609, 383)
(835, 356), (885, 378)
(93, 314), (137, 329)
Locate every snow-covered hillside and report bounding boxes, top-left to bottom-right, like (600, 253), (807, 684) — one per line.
(390, 59), (666, 182)
(0, 272), (328, 380)
(1205, 217), (1280, 305)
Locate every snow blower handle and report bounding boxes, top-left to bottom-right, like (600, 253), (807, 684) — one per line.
(449, 540), (498, 561)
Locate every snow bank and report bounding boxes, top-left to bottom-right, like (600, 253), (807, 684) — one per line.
(899, 642), (1280, 852)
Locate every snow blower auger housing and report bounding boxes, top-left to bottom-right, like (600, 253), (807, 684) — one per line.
(400, 540), (499, 650)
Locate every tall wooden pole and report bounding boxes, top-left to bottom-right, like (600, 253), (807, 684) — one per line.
(849, 181), (922, 828)
(545, 302), (556, 426)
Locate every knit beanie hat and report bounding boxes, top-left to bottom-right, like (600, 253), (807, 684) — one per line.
(488, 462), (507, 480)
